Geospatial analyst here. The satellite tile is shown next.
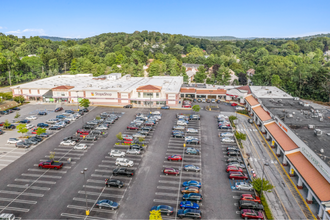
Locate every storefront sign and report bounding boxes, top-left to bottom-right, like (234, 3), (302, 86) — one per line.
(91, 92), (114, 96)
(49, 98), (54, 102)
(301, 147), (330, 180)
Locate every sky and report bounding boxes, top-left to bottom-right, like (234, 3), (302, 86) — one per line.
(1, 0), (329, 39)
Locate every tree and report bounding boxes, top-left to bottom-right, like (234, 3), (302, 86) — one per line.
(194, 66), (207, 83)
(116, 132), (123, 140)
(14, 112), (20, 118)
(235, 131), (247, 147)
(271, 74), (282, 88)
(149, 210), (162, 220)
(3, 120), (10, 129)
(70, 58), (77, 73)
(36, 127), (47, 136)
(238, 72), (247, 85)
(229, 115), (237, 125)
(49, 152), (56, 160)
(79, 98), (90, 108)
(138, 137), (145, 143)
(251, 177), (274, 195)
(17, 124), (28, 137)
(192, 105), (201, 112)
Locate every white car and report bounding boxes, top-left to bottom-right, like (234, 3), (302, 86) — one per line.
(66, 117), (76, 121)
(221, 132), (234, 137)
(55, 122), (66, 128)
(133, 133), (146, 138)
(74, 144), (87, 150)
(115, 158), (134, 167)
(7, 138), (23, 144)
(26, 124), (34, 129)
(126, 149), (141, 155)
(60, 140), (76, 146)
(109, 149), (126, 157)
(26, 115), (37, 120)
(46, 119), (58, 124)
(177, 120), (187, 126)
(187, 128), (198, 133)
(95, 125), (108, 130)
(222, 137), (235, 143)
(234, 182), (253, 191)
(236, 106), (246, 111)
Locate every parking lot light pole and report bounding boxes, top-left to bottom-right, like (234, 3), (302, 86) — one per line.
(260, 163), (269, 198)
(76, 91), (79, 111)
(81, 168), (89, 216)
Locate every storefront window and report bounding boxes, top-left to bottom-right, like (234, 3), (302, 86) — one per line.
(197, 95), (206, 98)
(156, 93), (159, 98)
(143, 92), (153, 98)
(185, 94), (195, 98)
(138, 92), (141, 98)
(181, 94), (184, 98)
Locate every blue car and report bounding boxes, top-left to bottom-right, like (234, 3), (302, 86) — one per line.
(150, 205), (174, 215)
(37, 123), (49, 128)
(38, 111), (47, 115)
(96, 199), (119, 210)
(178, 119), (189, 124)
(182, 180), (201, 188)
(20, 120), (31, 124)
(56, 115), (66, 119)
(161, 105), (170, 110)
(185, 147), (200, 155)
(182, 193), (203, 203)
(179, 201), (199, 210)
(65, 110), (74, 114)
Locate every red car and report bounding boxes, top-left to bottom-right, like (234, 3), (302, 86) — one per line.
(231, 103), (238, 106)
(32, 128), (38, 134)
(182, 104), (192, 108)
(228, 171), (248, 180)
(240, 194), (261, 204)
(240, 209), (263, 219)
(226, 165), (243, 173)
(163, 168), (180, 176)
(77, 129), (90, 135)
(55, 107), (63, 112)
(127, 125), (139, 130)
(0, 122), (4, 126)
(167, 155), (182, 161)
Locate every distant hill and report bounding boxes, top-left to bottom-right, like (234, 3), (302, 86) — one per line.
(191, 33), (330, 41)
(39, 36), (83, 41)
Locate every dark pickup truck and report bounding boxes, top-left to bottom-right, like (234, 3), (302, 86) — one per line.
(113, 167), (135, 177)
(38, 160), (63, 169)
(63, 136), (81, 142)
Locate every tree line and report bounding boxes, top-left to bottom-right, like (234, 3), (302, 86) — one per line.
(0, 31), (329, 102)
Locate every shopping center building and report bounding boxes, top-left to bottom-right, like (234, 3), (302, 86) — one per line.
(245, 86), (330, 220)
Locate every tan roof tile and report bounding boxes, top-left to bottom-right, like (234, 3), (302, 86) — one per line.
(265, 122), (298, 151)
(253, 106), (272, 121)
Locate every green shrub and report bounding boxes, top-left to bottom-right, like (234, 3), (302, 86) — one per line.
(237, 110), (248, 115)
(261, 195), (273, 220)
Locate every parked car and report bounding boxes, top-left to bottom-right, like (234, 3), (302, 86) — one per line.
(150, 205), (174, 216)
(206, 99), (211, 103)
(38, 111), (47, 115)
(228, 162), (245, 168)
(60, 140), (76, 146)
(12, 107), (20, 110)
(46, 119), (59, 124)
(184, 165), (200, 172)
(123, 104), (133, 108)
(182, 193), (203, 203)
(167, 155), (182, 161)
(26, 115), (37, 120)
(219, 125), (231, 130)
(105, 179), (124, 188)
(189, 114), (200, 120)
(0, 111), (8, 115)
(181, 186), (199, 194)
(231, 103), (238, 106)
(185, 137), (199, 145)
(236, 106), (245, 111)
(197, 99), (202, 102)
(177, 120), (188, 126)
(211, 99), (216, 103)
(227, 151), (240, 156)
(115, 158), (134, 167)
(222, 137), (235, 143)
(235, 182), (254, 191)
(55, 107), (63, 112)
(182, 180), (201, 188)
(248, 119), (254, 124)
(65, 110), (75, 114)
(173, 130), (185, 138)
(240, 194), (261, 203)
(240, 209), (264, 219)
(228, 171), (248, 180)
(185, 147), (200, 155)
(37, 123), (49, 128)
(227, 157), (243, 163)
(109, 149), (126, 157)
(202, 99), (206, 103)
(49, 126), (61, 130)
(56, 115), (66, 119)
(227, 146), (239, 151)
(186, 128), (198, 133)
(163, 168), (180, 176)
(127, 124), (139, 130)
(74, 144), (87, 150)
(216, 99), (221, 103)
(172, 125), (185, 130)
(226, 165), (243, 173)
(4, 124), (16, 129)
(96, 199), (119, 210)
(38, 160), (63, 169)
(126, 148), (141, 155)
(221, 132), (234, 137)
(179, 201), (199, 210)
(85, 134), (98, 141)
(239, 200), (264, 211)
(161, 105), (170, 109)
(7, 138), (22, 144)
(16, 141), (31, 148)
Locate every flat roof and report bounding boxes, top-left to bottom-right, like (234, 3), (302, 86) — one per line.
(250, 86), (292, 99)
(287, 152), (330, 202)
(261, 98), (330, 164)
(252, 106), (272, 121)
(11, 75), (183, 94)
(245, 95), (259, 106)
(265, 122), (299, 151)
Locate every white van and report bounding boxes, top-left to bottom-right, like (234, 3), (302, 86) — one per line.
(115, 158), (134, 167)
(0, 213), (15, 220)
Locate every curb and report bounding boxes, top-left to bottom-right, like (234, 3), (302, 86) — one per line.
(254, 122), (317, 220)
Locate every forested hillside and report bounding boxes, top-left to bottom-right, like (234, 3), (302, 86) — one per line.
(0, 31), (330, 101)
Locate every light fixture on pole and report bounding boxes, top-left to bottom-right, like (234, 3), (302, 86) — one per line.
(260, 163), (269, 197)
(81, 168), (89, 216)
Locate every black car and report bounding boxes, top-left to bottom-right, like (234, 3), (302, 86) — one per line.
(25, 139), (38, 145)
(193, 99), (197, 103)
(227, 146), (239, 151)
(151, 205), (174, 216)
(65, 110), (74, 114)
(81, 108), (89, 112)
(173, 131), (185, 138)
(12, 107), (20, 110)
(239, 200), (264, 211)
(49, 126), (61, 130)
(206, 99), (211, 103)
(78, 110), (85, 115)
(37, 123), (49, 128)
(248, 119), (253, 124)
(177, 209), (202, 219)
(16, 141), (31, 148)
(31, 136), (43, 142)
(61, 119), (71, 124)
(38, 111), (47, 115)
(20, 120), (31, 124)
(83, 124), (95, 130)
(0, 111), (8, 115)
(217, 100), (221, 103)
(4, 124), (16, 129)
(55, 107), (63, 112)
(227, 151), (240, 156)
(226, 157), (243, 163)
(0, 130), (4, 135)
(129, 144), (144, 151)
(105, 179), (124, 188)
(123, 104), (133, 108)
(85, 134), (98, 141)
(36, 133), (50, 138)
(63, 136), (81, 142)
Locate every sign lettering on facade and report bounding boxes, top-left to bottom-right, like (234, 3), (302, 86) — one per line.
(301, 147), (330, 180)
(91, 92), (113, 96)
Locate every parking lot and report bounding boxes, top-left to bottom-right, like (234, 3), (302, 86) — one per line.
(0, 103), (252, 220)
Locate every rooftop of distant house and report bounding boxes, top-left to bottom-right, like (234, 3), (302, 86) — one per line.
(250, 86), (293, 99)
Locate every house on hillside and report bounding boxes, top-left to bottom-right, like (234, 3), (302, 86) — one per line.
(183, 63), (203, 83)
(246, 69), (255, 77)
(324, 51), (330, 61)
(229, 69), (239, 85)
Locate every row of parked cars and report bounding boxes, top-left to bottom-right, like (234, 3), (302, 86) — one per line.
(218, 115), (265, 219)
(156, 114), (203, 219)
(98, 111), (162, 211)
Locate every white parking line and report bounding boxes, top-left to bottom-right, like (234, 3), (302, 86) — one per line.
(153, 199), (178, 205)
(67, 205), (116, 214)
(155, 192), (178, 197)
(0, 197), (37, 204)
(78, 191), (123, 198)
(28, 168), (67, 174)
(0, 205), (29, 212)
(14, 178), (56, 184)
(83, 185), (126, 191)
(44, 155), (80, 160)
(61, 213), (111, 220)
(158, 180), (180, 184)
(7, 184), (50, 191)
(157, 186), (178, 190)
(0, 190), (44, 197)
(21, 173), (62, 179)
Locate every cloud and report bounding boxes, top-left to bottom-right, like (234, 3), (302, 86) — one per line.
(0, 27), (2, 29)
(287, 31), (330, 38)
(5, 28), (46, 36)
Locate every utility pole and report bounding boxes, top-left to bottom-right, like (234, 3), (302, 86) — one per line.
(64, 62), (66, 74)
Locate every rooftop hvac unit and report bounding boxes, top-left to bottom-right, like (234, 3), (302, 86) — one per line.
(287, 114), (293, 118)
(294, 97), (300, 100)
(267, 91), (272, 94)
(308, 125), (315, 129)
(303, 103), (310, 107)
(314, 129), (322, 136)
(292, 112), (295, 115)
(320, 117), (324, 122)
(299, 101), (303, 105)
(320, 149), (324, 153)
